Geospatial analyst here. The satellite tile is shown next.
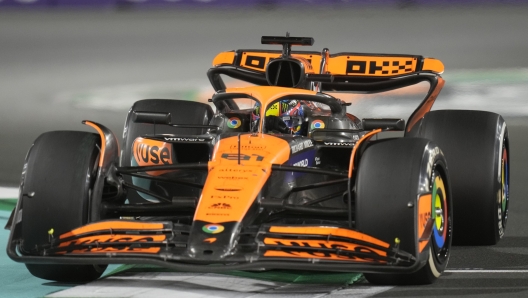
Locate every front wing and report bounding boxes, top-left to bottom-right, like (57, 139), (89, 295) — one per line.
(8, 219), (426, 274)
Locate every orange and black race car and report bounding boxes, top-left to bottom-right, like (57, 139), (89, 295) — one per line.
(6, 35), (509, 285)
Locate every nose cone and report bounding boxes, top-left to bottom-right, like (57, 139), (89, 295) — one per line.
(185, 134), (290, 261)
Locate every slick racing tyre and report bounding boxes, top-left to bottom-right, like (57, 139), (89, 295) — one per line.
(409, 110), (509, 245)
(25, 264), (107, 283)
(20, 131), (107, 282)
(355, 138), (453, 285)
(121, 99), (214, 204)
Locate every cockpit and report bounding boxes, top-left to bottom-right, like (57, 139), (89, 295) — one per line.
(208, 87), (358, 137)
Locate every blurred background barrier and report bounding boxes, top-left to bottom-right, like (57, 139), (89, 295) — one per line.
(1, 0), (526, 8)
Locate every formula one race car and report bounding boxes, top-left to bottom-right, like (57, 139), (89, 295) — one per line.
(7, 35), (509, 285)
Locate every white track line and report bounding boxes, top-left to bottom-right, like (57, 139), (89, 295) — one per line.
(0, 187), (18, 199)
(47, 272), (393, 298)
(446, 269), (528, 273)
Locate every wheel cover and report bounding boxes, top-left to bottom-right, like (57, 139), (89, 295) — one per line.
(431, 171), (451, 264)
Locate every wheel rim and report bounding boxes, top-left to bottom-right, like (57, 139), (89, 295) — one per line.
(498, 144), (509, 237)
(431, 170), (451, 264)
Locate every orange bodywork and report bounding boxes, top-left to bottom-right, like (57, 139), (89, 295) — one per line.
(240, 52), (280, 71)
(407, 77), (445, 132)
(194, 133), (290, 223)
(263, 250), (383, 262)
(83, 121), (106, 167)
(327, 55), (418, 77)
(57, 234), (166, 254)
(213, 51), (236, 67)
(348, 129), (382, 178)
(132, 137), (174, 175)
(239, 52), (280, 71)
(263, 237), (387, 262)
(213, 51), (321, 72)
(59, 221), (164, 239)
(422, 58), (445, 74)
(212, 50), (444, 77)
(57, 221), (167, 255)
(269, 226), (389, 248)
(417, 193), (433, 253)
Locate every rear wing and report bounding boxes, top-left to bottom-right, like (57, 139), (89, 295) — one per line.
(212, 50), (443, 78)
(208, 49), (444, 95)
(207, 36), (446, 133)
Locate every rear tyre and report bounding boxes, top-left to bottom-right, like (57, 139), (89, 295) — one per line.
(355, 138), (452, 285)
(410, 110), (509, 245)
(20, 131), (107, 282)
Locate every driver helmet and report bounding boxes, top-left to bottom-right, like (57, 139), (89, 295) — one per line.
(252, 100), (288, 118)
(280, 100), (305, 135)
(252, 100), (305, 134)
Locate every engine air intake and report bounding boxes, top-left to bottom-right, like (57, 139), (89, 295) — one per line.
(266, 59), (303, 88)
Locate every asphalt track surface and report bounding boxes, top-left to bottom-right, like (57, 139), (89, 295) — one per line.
(1, 4), (528, 297)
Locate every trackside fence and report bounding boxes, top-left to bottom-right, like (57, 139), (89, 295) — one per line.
(0, 0), (523, 9)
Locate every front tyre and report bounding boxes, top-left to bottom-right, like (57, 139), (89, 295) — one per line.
(26, 264), (107, 283)
(367, 168), (452, 285)
(20, 131), (107, 282)
(355, 138), (452, 285)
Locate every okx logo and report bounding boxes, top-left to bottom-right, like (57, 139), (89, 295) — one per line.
(343, 57), (416, 76)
